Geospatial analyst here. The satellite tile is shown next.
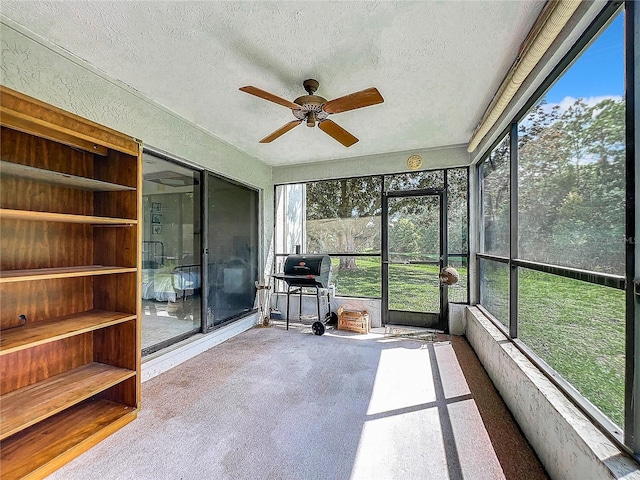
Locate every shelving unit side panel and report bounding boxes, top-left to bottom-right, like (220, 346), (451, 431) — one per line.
(1, 127), (95, 178)
(93, 320), (137, 371)
(93, 226), (138, 269)
(93, 273), (137, 314)
(0, 277), (93, 329)
(0, 219), (93, 270)
(0, 334), (93, 394)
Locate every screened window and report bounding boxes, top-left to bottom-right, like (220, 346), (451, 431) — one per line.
(447, 168), (469, 303)
(275, 168), (468, 300)
(384, 170), (444, 191)
(477, 9), (626, 435)
(479, 258), (509, 328)
(518, 268), (625, 427)
(479, 136), (510, 257)
(518, 88), (625, 274)
(306, 177), (382, 256)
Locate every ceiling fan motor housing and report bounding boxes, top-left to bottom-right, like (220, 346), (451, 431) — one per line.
(293, 95), (329, 125)
(294, 79), (329, 126)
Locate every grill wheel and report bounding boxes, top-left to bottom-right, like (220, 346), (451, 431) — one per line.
(312, 321), (325, 336)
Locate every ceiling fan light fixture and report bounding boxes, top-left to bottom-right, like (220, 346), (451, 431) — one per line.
(307, 111), (316, 128)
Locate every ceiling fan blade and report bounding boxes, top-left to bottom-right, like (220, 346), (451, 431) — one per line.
(323, 87), (384, 114)
(259, 120), (302, 143)
(318, 119), (359, 147)
(240, 86), (301, 110)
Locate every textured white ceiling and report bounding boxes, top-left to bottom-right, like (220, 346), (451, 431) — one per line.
(1, 1), (544, 166)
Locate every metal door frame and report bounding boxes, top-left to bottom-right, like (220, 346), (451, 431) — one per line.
(382, 188), (448, 331)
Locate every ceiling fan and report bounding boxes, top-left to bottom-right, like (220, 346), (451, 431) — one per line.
(239, 79), (384, 147)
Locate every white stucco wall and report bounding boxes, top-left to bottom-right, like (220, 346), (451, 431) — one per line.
(273, 144), (470, 184)
(0, 18), (273, 265)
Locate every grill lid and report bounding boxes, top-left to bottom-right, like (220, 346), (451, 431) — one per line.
(280, 254), (332, 288)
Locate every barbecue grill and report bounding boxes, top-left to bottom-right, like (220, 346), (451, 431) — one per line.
(273, 254), (335, 335)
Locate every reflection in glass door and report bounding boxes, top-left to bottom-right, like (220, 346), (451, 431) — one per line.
(141, 153), (201, 354)
(383, 191), (446, 330)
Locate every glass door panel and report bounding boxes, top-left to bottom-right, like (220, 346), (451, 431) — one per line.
(385, 193), (444, 328)
(141, 153), (202, 354)
(205, 174), (259, 329)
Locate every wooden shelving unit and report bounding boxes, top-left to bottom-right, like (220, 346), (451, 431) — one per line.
(0, 160), (136, 192)
(0, 85), (141, 479)
(1, 362), (136, 439)
(0, 265), (138, 283)
(0, 208), (137, 225)
(0, 310), (136, 355)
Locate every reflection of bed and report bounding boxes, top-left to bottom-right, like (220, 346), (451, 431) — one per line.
(141, 241), (201, 302)
(142, 270), (175, 302)
(172, 265), (201, 300)
(142, 241), (170, 301)
(142, 265), (201, 302)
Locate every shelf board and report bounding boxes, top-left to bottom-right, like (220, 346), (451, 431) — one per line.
(0, 398), (137, 480)
(0, 362), (136, 440)
(0, 310), (136, 356)
(0, 265), (137, 283)
(0, 160), (135, 191)
(0, 208), (137, 225)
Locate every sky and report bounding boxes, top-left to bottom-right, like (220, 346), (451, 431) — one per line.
(543, 12), (624, 106)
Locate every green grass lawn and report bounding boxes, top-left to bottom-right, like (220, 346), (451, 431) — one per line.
(332, 257), (625, 428)
(518, 269), (625, 428)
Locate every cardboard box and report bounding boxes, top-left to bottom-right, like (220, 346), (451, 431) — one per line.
(337, 306), (370, 334)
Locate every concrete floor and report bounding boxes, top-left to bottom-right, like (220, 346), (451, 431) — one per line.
(48, 322), (547, 480)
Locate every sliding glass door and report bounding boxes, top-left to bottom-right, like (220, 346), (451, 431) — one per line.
(204, 173), (259, 329)
(141, 152), (260, 354)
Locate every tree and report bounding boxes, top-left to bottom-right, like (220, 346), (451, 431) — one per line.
(517, 97), (625, 273)
(306, 170), (449, 270)
(306, 177), (381, 270)
(481, 136), (510, 256)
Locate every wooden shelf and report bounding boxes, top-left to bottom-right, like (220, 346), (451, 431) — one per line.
(0, 310), (136, 356)
(0, 208), (137, 225)
(0, 399), (137, 480)
(0, 160), (135, 191)
(1, 362), (135, 440)
(0, 265), (137, 283)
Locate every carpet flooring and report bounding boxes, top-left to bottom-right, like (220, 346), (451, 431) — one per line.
(47, 323), (548, 480)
